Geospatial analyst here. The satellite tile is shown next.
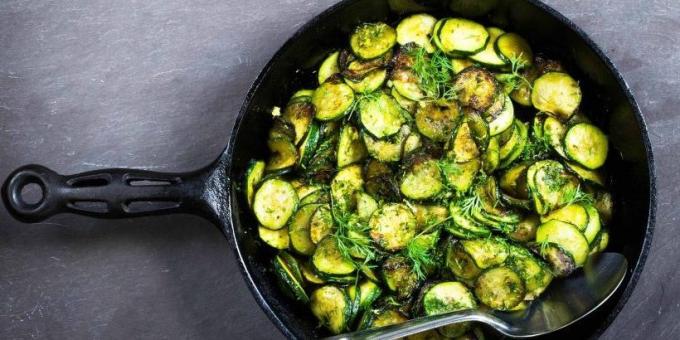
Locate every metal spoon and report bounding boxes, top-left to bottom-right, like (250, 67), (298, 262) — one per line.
(328, 252), (627, 340)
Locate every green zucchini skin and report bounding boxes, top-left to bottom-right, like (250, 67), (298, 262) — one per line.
(273, 252), (309, 303)
(310, 285), (352, 334)
(350, 22), (397, 60)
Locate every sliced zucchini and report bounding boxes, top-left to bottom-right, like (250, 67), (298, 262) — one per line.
(299, 189), (330, 206)
(310, 205), (335, 244)
(400, 157), (445, 200)
(356, 191), (379, 222)
(345, 68), (388, 93)
(421, 281), (477, 315)
(583, 204), (602, 244)
(363, 124), (410, 163)
(312, 236), (356, 277)
(446, 240), (482, 280)
(253, 178), (298, 230)
(350, 22), (397, 59)
(348, 280), (383, 321)
(531, 72), (582, 120)
(527, 160), (579, 214)
(540, 203), (589, 231)
(296, 183), (322, 200)
(506, 246), (553, 300)
(266, 137), (298, 171)
(543, 115), (568, 158)
(590, 228), (609, 254)
(565, 161), (606, 186)
(454, 66), (499, 112)
(282, 101), (315, 145)
(259, 226), (290, 250)
(445, 121), (480, 162)
(465, 109), (491, 151)
(301, 261), (326, 284)
(499, 162), (530, 199)
(563, 123), (609, 169)
(269, 118), (296, 141)
(415, 102), (461, 142)
(436, 18), (489, 56)
(359, 308), (408, 330)
(448, 202), (491, 238)
(534, 242), (576, 277)
(310, 285), (351, 334)
(290, 89), (315, 103)
(360, 92), (405, 139)
(482, 136), (500, 173)
(396, 14), (437, 53)
(470, 27), (506, 68)
(592, 189), (614, 224)
(331, 164), (364, 212)
(318, 51), (340, 84)
(474, 176), (522, 226)
(244, 159), (265, 208)
(474, 266), (525, 310)
(494, 32), (533, 66)
(499, 120), (527, 169)
(486, 94), (514, 136)
(393, 67), (427, 101)
(364, 159), (400, 199)
(273, 252), (308, 304)
(312, 82), (355, 121)
(536, 220), (589, 266)
(337, 124), (368, 167)
(289, 203), (322, 255)
(451, 58), (475, 74)
(298, 122), (322, 169)
(382, 255), (420, 300)
(391, 87), (417, 112)
(510, 66), (538, 106)
(369, 203), (418, 251)
(440, 158), (481, 193)
(507, 214), (540, 243)
(403, 132), (423, 156)
(461, 238), (509, 269)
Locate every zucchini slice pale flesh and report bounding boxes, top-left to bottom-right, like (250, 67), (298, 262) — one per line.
(253, 178), (298, 230)
(396, 14), (437, 53)
(369, 203), (418, 251)
(536, 220), (590, 267)
(563, 123), (609, 169)
(310, 285), (351, 334)
(350, 22), (397, 59)
(422, 281), (477, 315)
(318, 51), (340, 84)
(312, 236), (356, 277)
(337, 124), (368, 167)
(474, 266), (525, 310)
(415, 102), (461, 142)
(244, 159), (265, 208)
(400, 157), (445, 200)
(259, 226), (290, 250)
(531, 72), (582, 120)
(312, 82), (355, 121)
(273, 252), (309, 303)
(470, 27), (507, 67)
(359, 91), (406, 138)
(454, 66), (499, 112)
(494, 32), (534, 67)
(436, 18), (489, 56)
(289, 203), (323, 255)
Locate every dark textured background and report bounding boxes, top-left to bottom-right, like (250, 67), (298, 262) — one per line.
(0, 0), (677, 339)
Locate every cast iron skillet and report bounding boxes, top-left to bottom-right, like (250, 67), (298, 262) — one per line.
(2, 0), (656, 338)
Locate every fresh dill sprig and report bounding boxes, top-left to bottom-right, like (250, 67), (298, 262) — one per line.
(563, 184), (595, 206)
(409, 47), (458, 101)
(497, 53), (533, 92)
(404, 215), (453, 279)
(345, 90), (381, 121)
(520, 134), (552, 161)
(459, 194), (482, 216)
(329, 196), (381, 268)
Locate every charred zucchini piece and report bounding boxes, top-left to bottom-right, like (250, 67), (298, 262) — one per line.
(446, 240), (483, 280)
(534, 242), (577, 277)
(331, 164), (364, 212)
(563, 123), (609, 169)
(507, 214), (540, 243)
(499, 162), (530, 200)
(446, 121), (480, 162)
(482, 136), (500, 173)
(454, 66), (499, 112)
(382, 255), (421, 300)
(310, 205), (335, 244)
(494, 32), (533, 66)
(400, 157), (445, 200)
(470, 27), (506, 68)
(269, 118), (296, 141)
(356, 191), (379, 222)
(310, 285), (352, 334)
(461, 238), (509, 269)
(350, 22), (397, 60)
(342, 49), (393, 81)
(542, 115), (568, 158)
(536, 220), (589, 266)
(540, 203), (589, 231)
(312, 82), (355, 121)
(364, 159), (400, 199)
(358, 308), (408, 330)
(359, 91), (406, 138)
(486, 94), (514, 136)
(565, 161), (606, 186)
(298, 122), (322, 169)
(421, 281), (477, 315)
(337, 124), (368, 167)
(244, 159), (266, 208)
(273, 252), (309, 303)
(369, 203), (418, 251)
(415, 102), (461, 142)
(396, 14), (437, 53)
(345, 68), (388, 93)
(259, 226), (290, 250)
(440, 159), (481, 193)
(436, 18), (489, 56)
(282, 101), (315, 145)
(266, 137), (298, 171)
(465, 110), (490, 151)
(289, 203), (323, 255)
(474, 266), (525, 310)
(312, 236), (356, 277)
(318, 51), (340, 84)
(531, 72), (582, 120)
(253, 178), (298, 230)
(363, 124), (411, 163)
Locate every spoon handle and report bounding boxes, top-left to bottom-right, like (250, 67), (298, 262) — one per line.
(327, 310), (495, 340)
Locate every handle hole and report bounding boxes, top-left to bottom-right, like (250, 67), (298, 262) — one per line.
(67, 175), (111, 188)
(20, 182), (44, 205)
(124, 200), (180, 213)
(68, 201), (109, 213)
(127, 179), (175, 187)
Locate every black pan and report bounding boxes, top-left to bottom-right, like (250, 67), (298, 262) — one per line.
(2, 0), (656, 338)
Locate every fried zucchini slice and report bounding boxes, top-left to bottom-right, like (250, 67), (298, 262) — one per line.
(421, 281), (477, 315)
(494, 32), (533, 66)
(415, 102), (461, 142)
(345, 68), (387, 93)
(312, 236), (356, 277)
(273, 252), (309, 303)
(436, 18), (489, 56)
(369, 203), (418, 251)
(454, 66), (499, 112)
(253, 178), (298, 230)
(259, 226), (290, 250)
(470, 27), (507, 68)
(312, 82), (355, 121)
(350, 22), (397, 59)
(244, 159), (266, 208)
(563, 123), (609, 169)
(474, 266), (525, 310)
(445, 121), (480, 162)
(396, 14), (437, 53)
(318, 51), (340, 84)
(359, 91), (406, 138)
(531, 72), (582, 120)
(310, 285), (351, 334)
(536, 220), (589, 267)
(337, 124), (368, 167)
(382, 255), (421, 300)
(331, 164), (364, 212)
(289, 203), (322, 255)
(400, 157), (445, 200)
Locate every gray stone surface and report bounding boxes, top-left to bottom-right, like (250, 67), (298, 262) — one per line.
(0, 0), (677, 339)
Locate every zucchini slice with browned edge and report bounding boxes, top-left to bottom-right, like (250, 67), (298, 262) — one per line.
(534, 242), (576, 277)
(400, 157), (444, 200)
(259, 226), (290, 250)
(310, 285), (351, 334)
(461, 237), (509, 269)
(454, 66), (499, 112)
(330, 164), (364, 212)
(350, 22), (397, 59)
(359, 91), (405, 138)
(309, 205), (334, 244)
(266, 137), (297, 171)
(475, 266), (525, 310)
(347, 280), (383, 323)
(382, 255), (420, 300)
(282, 101), (315, 145)
(337, 124), (368, 167)
(436, 18), (489, 56)
(540, 203), (589, 231)
(396, 14), (437, 53)
(494, 32), (533, 67)
(448, 201), (491, 238)
(470, 27), (507, 68)
(451, 58), (474, 74)
(362, 124), (411, 163)
(318, 51), (340, 84)
(543, 115), (568, 158)
(253, 178), (298, 230)
(312, 82), (355, 121)
(369, 203), (417, 251)
(531, 72), (582, 120)
(527, 160), (579, 214)
(440, 158), (481, 193)
(483, 136), (500, 173)
(486, 94), (515, 136)
(244, 159), (265, 208)
(345, 68), (387, 93)
(392, 68), (426, 101)
(507, 214), (540, 243)
(536, 220), (589, 267)
(415, 102), (461, 142)
(421, 281), (477, 315)
(358, 308), (408, 330)
(565, 161), (606, 186)
(273, 252), (309, 303)
(312, 236), (356, 277)
(289, 203), (322, 255)
(506, 246), (553, 300)
(298, 122), (321, 169)
(446, 120), (480, 162)
(563, 123), (609, 169)
(583, 204), (602, 244)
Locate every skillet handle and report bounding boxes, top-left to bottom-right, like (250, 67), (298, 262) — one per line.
(2, 164), (218, 222)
